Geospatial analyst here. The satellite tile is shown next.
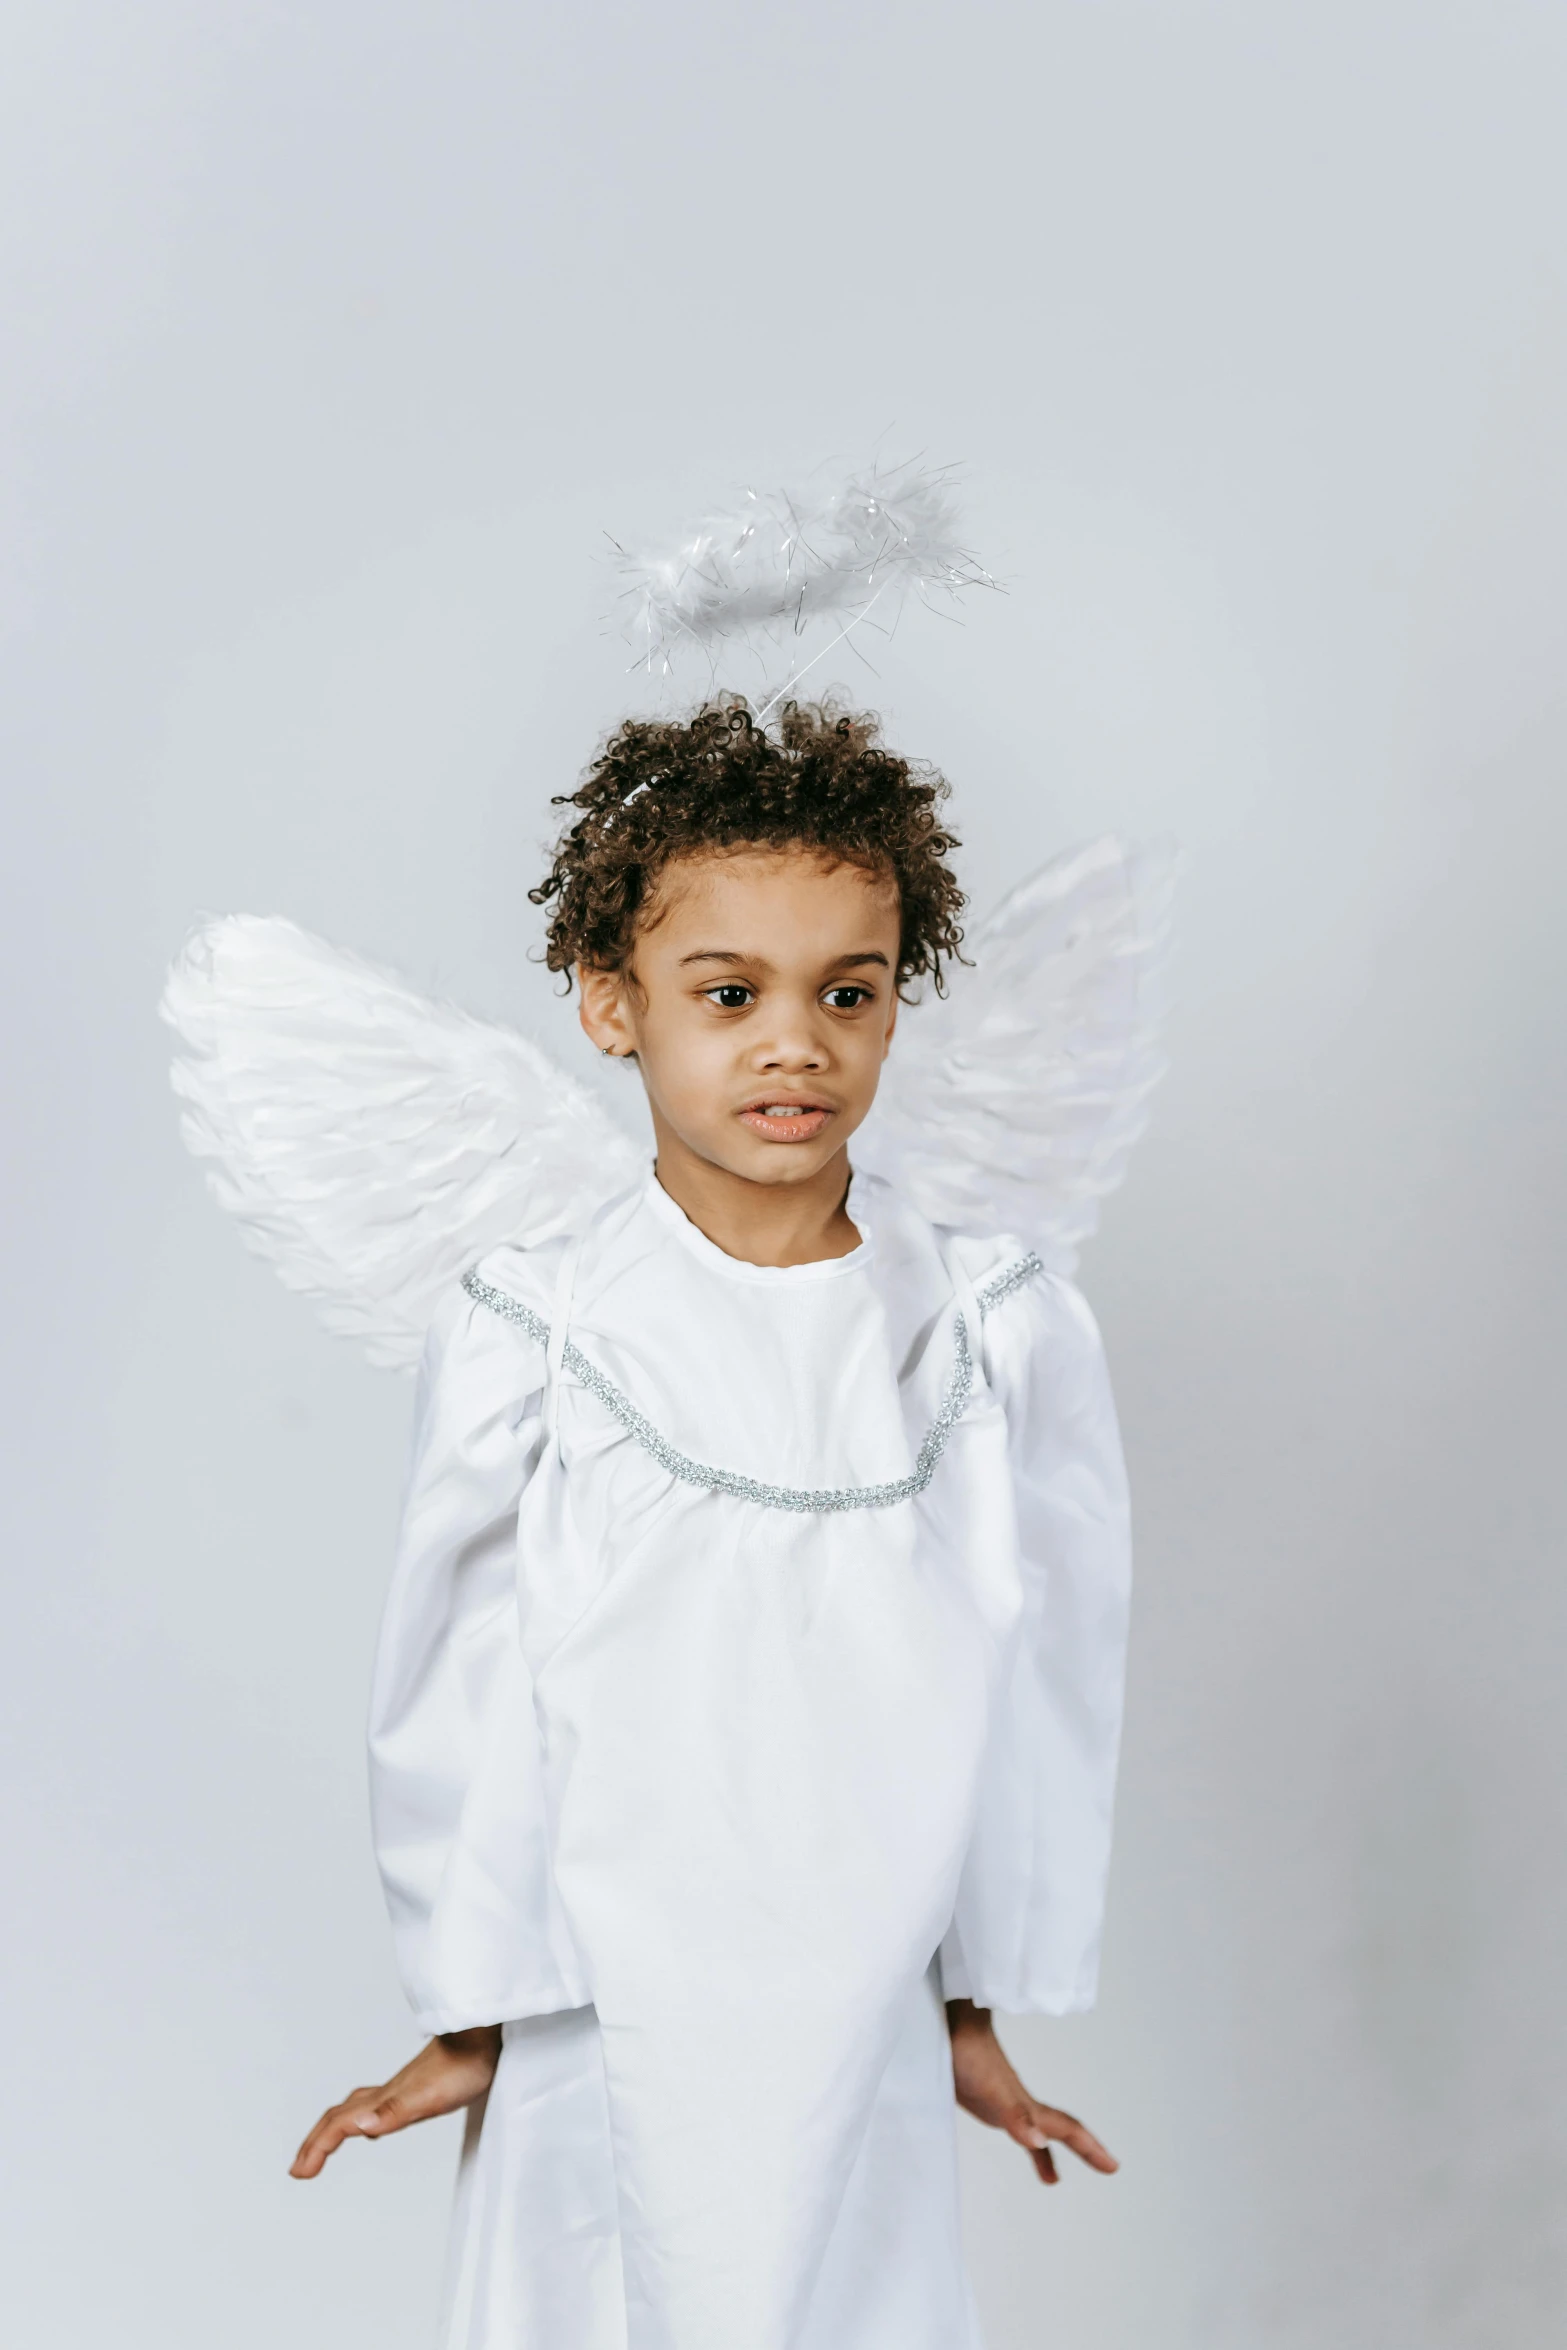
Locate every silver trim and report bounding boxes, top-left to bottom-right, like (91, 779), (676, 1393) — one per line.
(974, 1254), (1045, 1315)
(461, 1251), (1043, 1515)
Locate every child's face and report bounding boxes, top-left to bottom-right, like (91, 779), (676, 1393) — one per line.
(577, 847), (902, 1188)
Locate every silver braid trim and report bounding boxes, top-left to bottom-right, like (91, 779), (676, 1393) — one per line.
(460, 1250), (1042, 1516)
(974, 1251), (1045, 1314)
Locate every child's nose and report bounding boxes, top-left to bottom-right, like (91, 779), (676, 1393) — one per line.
(754, 1014), (828, 1069)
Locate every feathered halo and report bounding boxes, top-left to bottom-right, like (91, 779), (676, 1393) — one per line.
(610, 455), (996, 712)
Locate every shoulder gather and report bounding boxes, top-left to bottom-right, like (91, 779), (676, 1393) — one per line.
(419, 1233), (573, 1374)
(933, 1223), (1049, 1318)
(857, 1170), (1084, 1341)
(978, 1261), (1110, 1412)
(857, 1171), (1037, 1299)
(461, 1232), (573, 1338)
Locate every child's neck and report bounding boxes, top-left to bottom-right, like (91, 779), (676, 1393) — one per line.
(651, 1135), (862, 1269)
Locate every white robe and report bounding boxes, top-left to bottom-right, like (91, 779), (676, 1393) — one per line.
(368, 1170), (1131, 2350)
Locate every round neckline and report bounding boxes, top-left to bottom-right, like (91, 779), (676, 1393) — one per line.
(642, 1170), (874, 1285)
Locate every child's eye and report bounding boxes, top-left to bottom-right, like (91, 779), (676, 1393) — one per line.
(703, 984), (755, 1009)
(822, 986), (872, 1010)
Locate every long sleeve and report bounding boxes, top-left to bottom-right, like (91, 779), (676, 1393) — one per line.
(940, 1273), (1132, 2014)
(367, 1279), (587, 2033)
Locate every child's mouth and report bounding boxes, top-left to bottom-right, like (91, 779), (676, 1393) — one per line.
(739, 1101), (833, 1143)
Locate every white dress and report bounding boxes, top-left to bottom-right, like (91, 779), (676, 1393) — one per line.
(367, 1168), (1132, 2350)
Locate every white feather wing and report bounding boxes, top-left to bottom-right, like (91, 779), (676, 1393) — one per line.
(855, 837), (1174, 1268)
(162, 916), (645, 1368)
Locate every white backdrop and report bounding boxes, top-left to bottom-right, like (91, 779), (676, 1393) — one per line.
(4, 5), (1566, 2345)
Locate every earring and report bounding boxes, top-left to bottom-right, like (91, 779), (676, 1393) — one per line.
(600, 1046), (616, 1057)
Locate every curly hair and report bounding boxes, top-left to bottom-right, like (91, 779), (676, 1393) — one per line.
(530, 697), (965, 992)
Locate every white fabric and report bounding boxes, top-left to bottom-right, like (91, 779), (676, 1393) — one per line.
(368, 1170), (1131, 2350)
(439, 1968), (982, 2350)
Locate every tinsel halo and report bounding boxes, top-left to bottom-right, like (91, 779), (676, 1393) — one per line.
(610, 456), (995, 702)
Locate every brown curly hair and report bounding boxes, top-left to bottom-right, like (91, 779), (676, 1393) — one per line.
(531, 697), (965, 992)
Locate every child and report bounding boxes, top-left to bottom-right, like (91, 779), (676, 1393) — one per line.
(168, 697), (1157, 2350)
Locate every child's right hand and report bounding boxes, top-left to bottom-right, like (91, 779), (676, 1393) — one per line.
(289, 2024), (502, 2178)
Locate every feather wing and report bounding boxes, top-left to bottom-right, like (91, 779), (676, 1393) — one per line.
(162, 916), (645, 1369)
(855, 837), (1174, 1268)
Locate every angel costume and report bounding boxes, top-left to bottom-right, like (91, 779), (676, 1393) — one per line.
(163, 836), (1169, 2350)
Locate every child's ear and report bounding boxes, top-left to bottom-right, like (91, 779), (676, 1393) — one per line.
(577, 964), (637, 1059)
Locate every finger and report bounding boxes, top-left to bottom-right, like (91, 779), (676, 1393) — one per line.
(291, 2109), (373, 2178)
(290, 2093), (388, 2178)
(1033, 2105), (1119, 2174)
(1031, 2146), (1059, 2185)
(292, 2100), (359, 2173)
(290, 2111), (355, 2179)
(358, 2091), (416, 2137)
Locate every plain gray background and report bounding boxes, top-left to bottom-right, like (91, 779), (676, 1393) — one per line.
(4, 3), (1565, 2344)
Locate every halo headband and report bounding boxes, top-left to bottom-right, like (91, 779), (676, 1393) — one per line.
(610, 455), (997, 713)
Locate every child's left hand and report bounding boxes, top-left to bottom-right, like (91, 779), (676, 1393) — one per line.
(946, 2000), (1119, 2185)
(289, 2025), (501, 2179)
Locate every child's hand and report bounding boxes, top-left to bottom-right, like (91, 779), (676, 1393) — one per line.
(946, 2000), (1118, 2186)
(289, 2024), (502, 2179)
